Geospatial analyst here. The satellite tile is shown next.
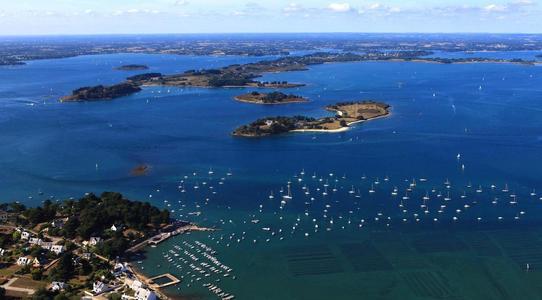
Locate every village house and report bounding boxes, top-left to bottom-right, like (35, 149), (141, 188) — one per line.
(29, 237), (43, 246)
(41, 241), (53, 250)
(21, 231), (31, 240)
(112, 262), (129, 277)
(110, 224), (125, 232)
(92, 281), (112, 295)
(90, 236), (102, 246)
(33, 257), (45, 268)
(0, 248), (5, 256)
(134, 287), (157, 300)
(50, 281), (68, 292)
(124, 277), (143, 291)
(50, 244), (65, 255)
(16, 256), (33, 266)
(51, 218), (67, 228)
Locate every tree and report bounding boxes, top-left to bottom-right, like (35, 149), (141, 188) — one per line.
(0, 287), (6, 298)
(54, 294), (70, 300)
(31, 268), (43, 280)
(50, 253), (75, 281)
(32, 288), (55, 300)
(108, 293), (122, 300)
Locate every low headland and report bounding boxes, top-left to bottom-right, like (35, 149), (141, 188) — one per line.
(234, 91), (308, 105)
(0, 192), (212, 299)
(232, 101), (390, 137)
(60, 83), (141, 102)
(114, 64), (149, 71)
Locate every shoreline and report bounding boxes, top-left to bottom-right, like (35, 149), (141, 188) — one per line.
(291, 111), (391, 133)
(234, 96), (309, 105)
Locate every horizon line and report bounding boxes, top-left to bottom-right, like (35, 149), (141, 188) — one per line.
(1, 31), (542, 38)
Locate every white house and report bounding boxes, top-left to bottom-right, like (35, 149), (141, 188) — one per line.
(129, 279), (143, 291)
(0, 248), (6, 256)
(51, 218), (66, 228)
(50, 245), (65, 255)
(113, 262), (129, 276)
(29, 237), (43, 246)
(41, 242), (53, 250)
(135, 288), (157, 300)
(16, 256), (33, 266)
(89, 237), (102, 246)
(93, 281), (111, 295)
(110, 224), (118, 231)
(21, 231), (31, 240)
(50, 281), (68, 292)
(32, 257), (45, 268)
(0, 211), (8, 222)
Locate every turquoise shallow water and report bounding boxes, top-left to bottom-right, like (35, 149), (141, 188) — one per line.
(1, 51), (542, 299)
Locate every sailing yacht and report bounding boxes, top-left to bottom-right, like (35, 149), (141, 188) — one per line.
(269, 191), (274, 199)
(283, 185), (293, 200)
(423, 192), (430, 201)
(349, 185), (355, 194)
(322, 186), (328, 196)
(502, 184), (509, 193)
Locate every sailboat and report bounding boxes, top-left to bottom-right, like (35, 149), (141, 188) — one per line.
(423, 192), (430, 201)
(269, 191), (274, 199)
(283, 185), (292, 200)
(369, 184), (375, 194)
(348, 185), (355, 194)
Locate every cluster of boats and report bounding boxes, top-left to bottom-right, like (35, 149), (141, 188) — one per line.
(150, 167), (541, 298)
(162, 240), (235, 299)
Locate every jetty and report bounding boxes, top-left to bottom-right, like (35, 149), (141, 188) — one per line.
(128, 221), (216, 252)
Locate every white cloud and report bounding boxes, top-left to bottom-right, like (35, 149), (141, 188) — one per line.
(283, 3), (303, 13)
(328, 3), (351, 13)
(173, 0), (188, 6)
(484, 4), (507, 12)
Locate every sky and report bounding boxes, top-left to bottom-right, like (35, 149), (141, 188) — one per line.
(0, 0), (540, 35)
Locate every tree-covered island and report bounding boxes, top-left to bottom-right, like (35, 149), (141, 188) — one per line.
(114, 64), (149, 71)
(234, 91), (308, 104)
(232, 101), (390, 137)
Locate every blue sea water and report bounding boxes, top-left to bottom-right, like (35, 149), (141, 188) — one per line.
(1, 51), (542, 299)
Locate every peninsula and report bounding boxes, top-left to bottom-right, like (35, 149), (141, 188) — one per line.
(114, 64), (149, 71)
(60, 83), (142, 102)
(0, 192), (210, 299)
(61, 51), (536, 101)
(235, 91), (308, 104)
(233, 101), (390, 137)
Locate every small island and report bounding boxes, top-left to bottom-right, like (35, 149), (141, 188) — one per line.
(235, 91), (308, 105)
(60, 83), (142, 102)
(233, 101), (390, 137)
(114, 64), (149, 71)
